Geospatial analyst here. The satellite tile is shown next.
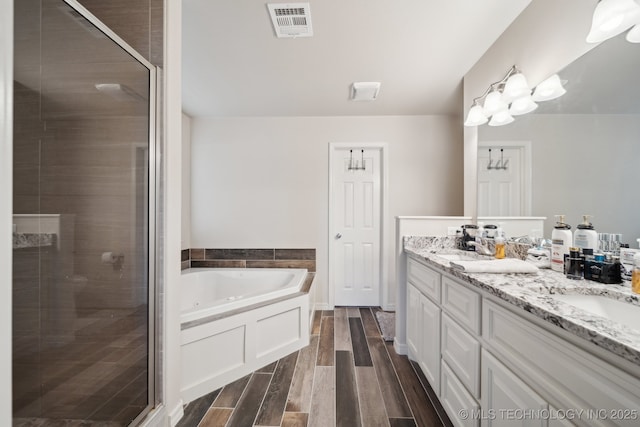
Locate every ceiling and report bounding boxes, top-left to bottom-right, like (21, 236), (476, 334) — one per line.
(182, 0), (532, 118)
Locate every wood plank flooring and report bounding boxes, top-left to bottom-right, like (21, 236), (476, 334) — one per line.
(178, 307), (451, 427)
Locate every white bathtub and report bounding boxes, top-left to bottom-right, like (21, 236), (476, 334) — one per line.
(180, 268), (313, 404)
(180, 268), (307, 324)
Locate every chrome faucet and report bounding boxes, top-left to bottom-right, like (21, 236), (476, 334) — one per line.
(466, 241), (494, 256)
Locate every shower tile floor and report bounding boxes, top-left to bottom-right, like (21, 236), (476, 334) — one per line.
(12, 306), (148, 426)
(178, 307), (452, 427)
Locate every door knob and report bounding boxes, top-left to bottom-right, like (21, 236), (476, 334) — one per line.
(335, 233), (342, 239)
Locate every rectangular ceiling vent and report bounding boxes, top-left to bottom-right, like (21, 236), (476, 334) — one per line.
(267, 3), (313, 38)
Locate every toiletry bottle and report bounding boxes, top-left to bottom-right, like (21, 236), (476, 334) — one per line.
(551, 215), (572, 273)
(633, 253), (640, 294)
(495, 235), (506, 259)
(601, 255), (622, 284)
(566, 247), (583, 280)
(574, 215), (598, 251)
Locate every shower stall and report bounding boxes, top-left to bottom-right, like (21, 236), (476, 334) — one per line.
(12, 0), (157, 425)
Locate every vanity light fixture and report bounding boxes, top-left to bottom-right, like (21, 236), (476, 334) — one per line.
(464, 65), (562, 127)
(586, 0), (640, 43)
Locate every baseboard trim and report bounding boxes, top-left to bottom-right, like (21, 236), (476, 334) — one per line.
(138, 404), (166, 427)
(394, 340), (408, 356)
(169, 399), (184, 427)
(314, 303), (332, 311)
(381, 303), (395, 311)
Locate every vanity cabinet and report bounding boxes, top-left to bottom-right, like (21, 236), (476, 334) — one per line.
(405, 254), (640, 427)
(407, 257), (481, 416)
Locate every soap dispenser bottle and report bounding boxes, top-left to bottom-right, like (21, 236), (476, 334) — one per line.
(551, 215), (572, 273)
(574, 215), (598, 251)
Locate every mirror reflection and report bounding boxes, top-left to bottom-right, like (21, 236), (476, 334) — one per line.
(477, 35), (640, 245)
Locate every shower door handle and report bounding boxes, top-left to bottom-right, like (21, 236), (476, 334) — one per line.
(335, 233), (342, 239)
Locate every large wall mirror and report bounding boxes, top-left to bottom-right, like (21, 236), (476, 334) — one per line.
(476, 34), (640, 245)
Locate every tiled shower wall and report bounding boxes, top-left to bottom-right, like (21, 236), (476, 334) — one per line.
(181, 248), (316, 272)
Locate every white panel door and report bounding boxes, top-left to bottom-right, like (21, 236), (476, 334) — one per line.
(478, 145), (529, 217)
(331, 147), (381, 306)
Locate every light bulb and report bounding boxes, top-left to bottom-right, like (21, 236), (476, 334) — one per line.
(532, 74), (566, 102)
(503, 72), (530, 102)
(483, 89), (507, 116)
(509, 95), (538, 116)
(586, 0), (640, 43)
(464, 104), (488, 126)
(627, 23), (640, 42)
(488, 109), (514, 126)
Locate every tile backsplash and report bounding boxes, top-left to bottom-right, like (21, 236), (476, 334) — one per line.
(181, 248), (316, 272)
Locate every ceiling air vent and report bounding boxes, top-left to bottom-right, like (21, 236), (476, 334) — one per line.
(267, 3), (313, 38)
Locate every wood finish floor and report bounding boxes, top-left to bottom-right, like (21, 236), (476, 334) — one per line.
(178, 307), (452, 427)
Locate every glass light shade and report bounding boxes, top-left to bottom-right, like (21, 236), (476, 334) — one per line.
(488, 109), (514, 126)
(502, 73), (530, 101)
(509, 95), (538, 116)
(627, 23), (640, 42)
(483, 89), (507, 116)
(586, 0), (640, 43)
(532, 74), (566, 101)
(464, 104), (488, 126)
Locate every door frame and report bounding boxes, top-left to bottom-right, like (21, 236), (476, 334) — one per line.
(328, 142), (389, 309)
(477, 140), (532, 216)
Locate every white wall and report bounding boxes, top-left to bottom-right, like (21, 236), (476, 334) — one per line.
(463, 0), (599, 216)
(190, 115), (463, 309)
(0, 0), (13, 421)
(181, 113), (191, 250)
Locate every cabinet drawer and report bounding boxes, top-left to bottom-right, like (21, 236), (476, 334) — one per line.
(484, 300), (640, 425)
(442, 276), (481, 334)
(442, 313), (480, 398)
(408, 257), (441, 303)
(481, 349), (547, 427)
(441, 361), (479, 427)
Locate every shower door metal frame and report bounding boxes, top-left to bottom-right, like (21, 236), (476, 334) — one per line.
(59, 1), (159, 424)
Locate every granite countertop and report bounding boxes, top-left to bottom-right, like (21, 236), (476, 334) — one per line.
(404, 236), (640, 366)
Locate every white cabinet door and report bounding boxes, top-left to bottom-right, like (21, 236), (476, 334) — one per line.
(407, 283), (421, 361)
(420, 293), (441, 394)
(481, 349), (547, 427)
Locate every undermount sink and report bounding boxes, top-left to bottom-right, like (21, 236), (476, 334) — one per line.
(551, 294), (640, 331)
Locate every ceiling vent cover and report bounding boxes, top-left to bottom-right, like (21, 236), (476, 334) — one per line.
(267, 3), (313, 38)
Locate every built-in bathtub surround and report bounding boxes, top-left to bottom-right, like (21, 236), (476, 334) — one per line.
(180, 267), (315, 404)
(181, 248), (316, 272)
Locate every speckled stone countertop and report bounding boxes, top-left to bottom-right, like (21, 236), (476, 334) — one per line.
(13, 232), (55, 249)
(405, 236), (640, 366)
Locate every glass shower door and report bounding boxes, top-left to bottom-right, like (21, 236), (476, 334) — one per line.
(13, 0), (155, 425)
